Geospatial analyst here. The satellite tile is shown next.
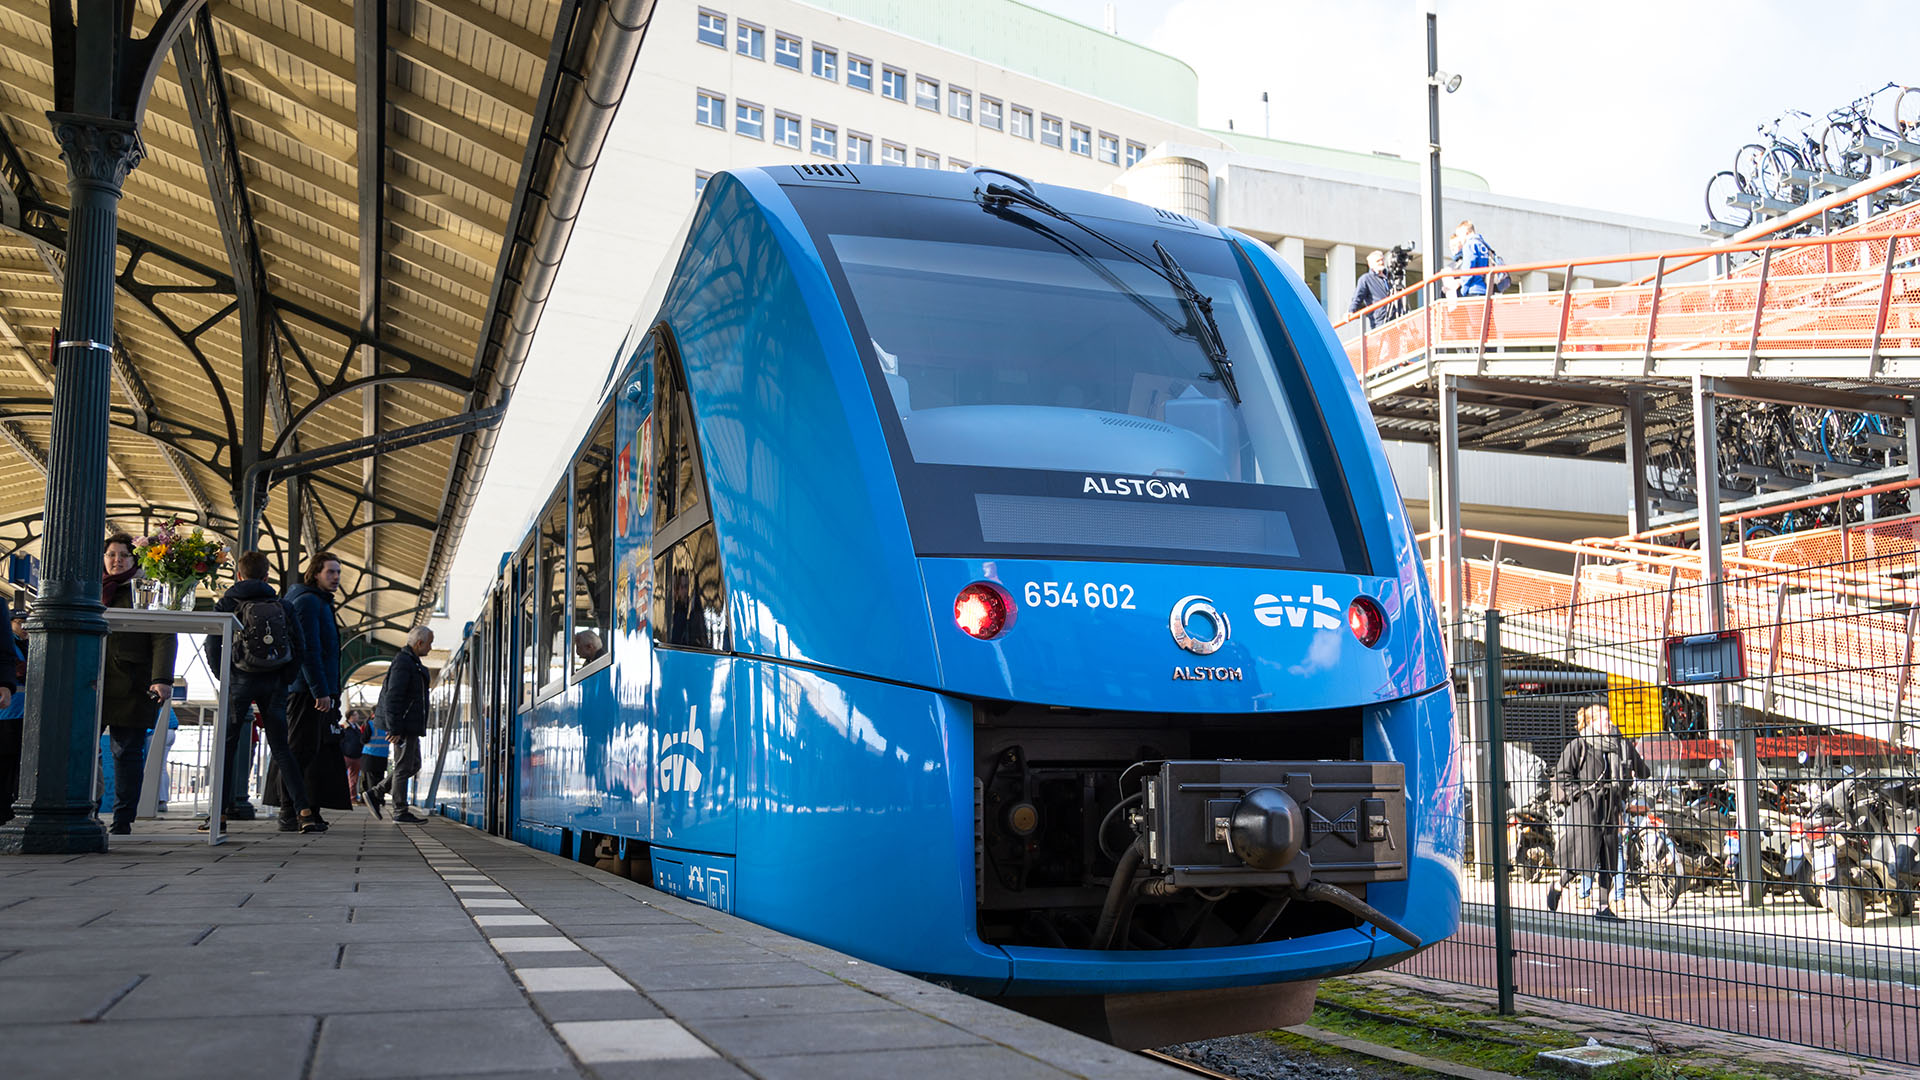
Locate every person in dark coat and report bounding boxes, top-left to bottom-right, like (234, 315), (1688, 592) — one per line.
(0, 594), (20, 826)
(101, 533), (177, 835)
(202, 551), (322, 834)
(1348, 250), (1397, 328)
(270, 551), (347, 829)
(364, 627), (433, 823)
(341, 708), (366, 804)
(1548, 704), (1649, 920)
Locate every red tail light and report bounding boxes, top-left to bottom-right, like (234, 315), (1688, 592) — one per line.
(1348, 596), (1386, 648)
(954, 582), (1011, 640)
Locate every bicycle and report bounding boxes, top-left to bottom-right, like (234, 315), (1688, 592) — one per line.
(1816, 83), (1911, 178)
(1736, 110), (1822, 202)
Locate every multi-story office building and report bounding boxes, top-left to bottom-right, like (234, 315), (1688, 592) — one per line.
(430, 0), (1692, 637)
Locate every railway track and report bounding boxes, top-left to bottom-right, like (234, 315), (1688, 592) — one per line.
(1137, 1049), (1240, 1078)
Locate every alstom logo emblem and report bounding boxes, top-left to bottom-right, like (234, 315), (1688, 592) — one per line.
(1254, 585), (1342, 630)
(1169, 595), (1229, 655)
(1083, 476), (1190, 499)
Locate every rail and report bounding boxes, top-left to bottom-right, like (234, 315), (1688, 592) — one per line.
(1334, 223), (1920, 383)
(1425, 528), (1920, 738)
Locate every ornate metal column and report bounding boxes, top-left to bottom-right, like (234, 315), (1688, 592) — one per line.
(2, 0), (204, 854)
(0, 118), (143, 854)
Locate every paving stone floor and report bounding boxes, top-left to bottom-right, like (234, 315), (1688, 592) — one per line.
(0, 809), (1180, 1080)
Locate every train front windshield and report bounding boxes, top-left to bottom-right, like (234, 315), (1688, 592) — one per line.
(792, 187), (1367, 573)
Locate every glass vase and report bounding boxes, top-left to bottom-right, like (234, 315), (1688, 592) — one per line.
(154, 579), (199, 611)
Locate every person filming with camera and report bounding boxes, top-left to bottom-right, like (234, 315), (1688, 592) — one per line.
(1349, 249), (1400, 329)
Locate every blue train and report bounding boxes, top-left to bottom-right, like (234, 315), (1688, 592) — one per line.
(426, 165), (1459, 1046)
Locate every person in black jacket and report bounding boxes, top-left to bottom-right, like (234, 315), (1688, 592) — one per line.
(101, 533), (177, 835)
(275, 552), (344, 830)
(202, 551), (322, 834)
(364, 627), (433, 823)
(1547, 704), (1650, 920)
(1348, 250), (1397, 329)
(0, 593), (19, 827)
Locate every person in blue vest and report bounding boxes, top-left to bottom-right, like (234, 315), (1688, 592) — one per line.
(280, 551), (343, 832)
(357, 708), (389, 809)
(1451, 219), (1497, 297)
(0, 594), (19, 826)
(202, 550), (321, 834)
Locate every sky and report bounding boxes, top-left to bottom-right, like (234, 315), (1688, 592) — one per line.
(1028, 0), (1918, 225)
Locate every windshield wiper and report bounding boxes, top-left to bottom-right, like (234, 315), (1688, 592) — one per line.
(981, 182), (1239, 404)
(1152, 239), (1236, 404)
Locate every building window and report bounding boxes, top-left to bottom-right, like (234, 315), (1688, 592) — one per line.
(846, 55), (872, 91)
(810, 122), (837, 158)
(773, 111), (801, 149)
(735, 21), (764, 59)
(979, 97), (1003, 131)
(846, 132), (872, 164)
(1125, 140), (1146, 167)
(694, 170), (712, 193)
(1039, 114), (1062, 148)
(881, 66), (907, 102)
(949, 86), (971, 122)
(734, 101), (764, 139)
(696, 9), (725, 48)
(1010, 106), (1033, 139)
(695, 90), (725, 130)
(880, 141), (907, 166)
(1098, 132), (1120, 165)
(570, 406), (614, 678)
(915, 149), (940, 169)
(914, 76), (939, 111)
(774, 32), (801, 70)
(811, 44), (837, 81)
(946, 158), (971, 171)
(1070, 124), (1091, 156)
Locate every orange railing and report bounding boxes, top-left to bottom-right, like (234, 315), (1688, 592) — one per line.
(1426, 526), (1920, 722)
(1610, 475), (1920, 566)
(1336, 225), (1920, 382)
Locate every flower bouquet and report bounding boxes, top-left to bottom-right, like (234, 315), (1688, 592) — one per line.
(133, 520), (228, 610)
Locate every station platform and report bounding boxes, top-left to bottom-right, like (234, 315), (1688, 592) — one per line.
(0, 811), (1183, 1080)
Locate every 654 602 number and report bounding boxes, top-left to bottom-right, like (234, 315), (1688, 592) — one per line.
(1022, 581), (1136, 610)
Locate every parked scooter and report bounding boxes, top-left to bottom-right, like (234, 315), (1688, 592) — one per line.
(1507, 789), (1557, 883)
(1803, 765), (1920, 927)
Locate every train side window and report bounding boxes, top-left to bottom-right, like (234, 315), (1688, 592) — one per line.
(649, 327), (729, 652)
(571, 406), (615, 676)
(537, 493), (568, 694)
(516, 546), (536, 712)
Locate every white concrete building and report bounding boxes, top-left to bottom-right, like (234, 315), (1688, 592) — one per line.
(430, 0), (1695, 637)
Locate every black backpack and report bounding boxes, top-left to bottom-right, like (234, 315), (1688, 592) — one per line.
(233, 596), (294, 673)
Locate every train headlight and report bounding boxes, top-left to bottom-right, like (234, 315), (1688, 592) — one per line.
(955, 582), (1011, 640)
(1347, 596), (1386, 648)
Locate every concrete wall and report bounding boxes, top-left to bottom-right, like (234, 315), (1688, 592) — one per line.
(1146, 143), (1703, 291)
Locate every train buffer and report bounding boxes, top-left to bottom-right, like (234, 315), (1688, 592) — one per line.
(0, 816), (1190, 1079)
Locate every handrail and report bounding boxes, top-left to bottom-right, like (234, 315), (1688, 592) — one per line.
(1334, 224), (1920, 334)
(1620, 476), (1920, 544)
(1448, 528), (1910, 605)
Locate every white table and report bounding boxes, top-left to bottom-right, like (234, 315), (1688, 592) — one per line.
(103, 608), (235, 845)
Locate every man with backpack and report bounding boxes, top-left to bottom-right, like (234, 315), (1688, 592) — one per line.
(1451, 220), (1509, 298)
(203, 551), (324, 834)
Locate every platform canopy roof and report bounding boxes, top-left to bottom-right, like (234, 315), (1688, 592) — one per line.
(0, 0), (649, 651)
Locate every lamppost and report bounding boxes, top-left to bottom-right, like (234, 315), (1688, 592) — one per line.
(1419, 0), (1462, 303)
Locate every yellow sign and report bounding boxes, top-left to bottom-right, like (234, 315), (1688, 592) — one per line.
(1608, 674), (1664, 736)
